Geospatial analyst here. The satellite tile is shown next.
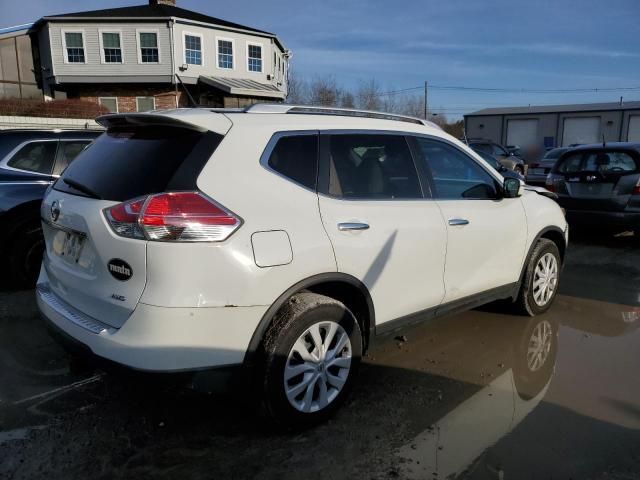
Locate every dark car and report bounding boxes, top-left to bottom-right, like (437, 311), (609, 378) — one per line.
(467, 138), (527, 175)
(473, 148), (525, 181)
(546, 143), (640, 231)
(0, 129), (102, 287)
(526, 147), (571, 185)
(506, 145), (524, 158)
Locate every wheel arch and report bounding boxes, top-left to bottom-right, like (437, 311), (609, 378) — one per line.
(243, 273), (375, 369)
(0, 199), (43, 251)
(516, 225), (566, 298)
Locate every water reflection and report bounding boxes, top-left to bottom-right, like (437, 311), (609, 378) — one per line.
(367, 312), (559, 479)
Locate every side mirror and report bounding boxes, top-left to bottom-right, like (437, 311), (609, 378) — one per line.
(503, 177), (522, 198)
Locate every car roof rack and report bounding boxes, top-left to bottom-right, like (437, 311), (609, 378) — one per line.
(234, 103), (441, 128)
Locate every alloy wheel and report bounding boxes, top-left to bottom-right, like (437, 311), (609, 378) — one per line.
(532, 252), (558, 307)
(284, 321), (352, 413)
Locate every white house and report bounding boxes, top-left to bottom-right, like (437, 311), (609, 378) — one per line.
(29, 0), (291, 111)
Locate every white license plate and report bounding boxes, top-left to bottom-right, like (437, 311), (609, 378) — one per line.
(52, 231), (85, 263)
(531, 168), (546, 175)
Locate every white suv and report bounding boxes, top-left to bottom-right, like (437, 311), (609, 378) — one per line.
(37, 105), (568, 426)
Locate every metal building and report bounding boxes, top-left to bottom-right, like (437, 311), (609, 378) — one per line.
(464, 101), (640, 150)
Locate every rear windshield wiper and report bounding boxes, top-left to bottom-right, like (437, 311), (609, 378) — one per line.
(62, 178), (102, 199)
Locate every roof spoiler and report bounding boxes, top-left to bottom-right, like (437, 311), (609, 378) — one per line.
(96, 113), (208, 132)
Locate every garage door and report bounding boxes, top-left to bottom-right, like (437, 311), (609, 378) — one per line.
(562, 117), (600, 146)
(628, 116), (640, 142)
(506, 119), (538, 148)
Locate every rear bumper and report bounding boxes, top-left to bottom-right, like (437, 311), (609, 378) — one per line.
(36, 269), (268, 375)
(564, 209), (640, 228)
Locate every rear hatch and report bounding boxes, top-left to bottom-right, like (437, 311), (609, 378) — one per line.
(40, 113), (228, 328)
(550, 149), (640, 212)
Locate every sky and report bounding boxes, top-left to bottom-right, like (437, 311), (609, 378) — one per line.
(2, 0), (639, 118)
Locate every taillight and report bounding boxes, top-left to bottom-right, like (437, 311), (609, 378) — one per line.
(104, 192), (241, 242)
(545, 175), (556, 193)
(105, 197), (146, 239)
(633, 178), (640, 195)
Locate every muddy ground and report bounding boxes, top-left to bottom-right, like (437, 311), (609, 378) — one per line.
(1, 231), (639, 479)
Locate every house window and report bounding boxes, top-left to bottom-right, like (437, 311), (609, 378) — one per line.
(64, 32), (85, 63)
(184, 34), (202, 65)
(136, 96), (155, 112)
(139, 32), (159, 63)
(99, 97), (118, 113)
(248, 44), (262, 72)
(217, 39), (233, 69)
(102, 32), (122, 63)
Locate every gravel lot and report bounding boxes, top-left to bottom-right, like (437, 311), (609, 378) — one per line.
(1, 231), (639, 480)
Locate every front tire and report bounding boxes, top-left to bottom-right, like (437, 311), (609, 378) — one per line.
(261, 292), (362, 428)
(514, 238), (561, 316)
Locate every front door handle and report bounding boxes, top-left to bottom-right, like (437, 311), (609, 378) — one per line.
(338, 222), (370, 231)
(448, 218), (470, 226)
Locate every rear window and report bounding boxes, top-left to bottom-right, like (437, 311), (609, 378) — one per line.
(470, 143), (492, 154)
(583, 152), (637, 172)
(556, 150), (639, 174)
(54, 127), (222, 201)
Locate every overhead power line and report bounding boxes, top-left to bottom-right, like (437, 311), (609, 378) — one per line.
(372, 84), (640, 97)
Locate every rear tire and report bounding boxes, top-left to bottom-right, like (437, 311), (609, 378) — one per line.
(8, 220), (44, 289)
(514, 238), (561, 316)
(261, 292), (362, 428)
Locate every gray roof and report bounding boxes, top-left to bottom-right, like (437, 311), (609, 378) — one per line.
(466, 100), (640, 117)
(199, 76), (286, 99)
(31, 4), (286, 50)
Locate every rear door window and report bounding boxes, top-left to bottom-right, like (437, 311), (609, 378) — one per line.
(53, 140), (91, 175)
(7, 141), (58, 175)
(54, 127), (222, 201)
(267, 134), (318, 189)
(327, 134), (422, 199)
(557, 153), (583, 173)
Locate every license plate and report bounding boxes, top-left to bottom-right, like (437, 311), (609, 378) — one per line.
(52, 231), (85, 263)
(531, 168), (546, 175)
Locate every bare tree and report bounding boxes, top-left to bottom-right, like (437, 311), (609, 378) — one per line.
(442, 119), (464, 138)
(285, 71), (308, 104)
(308, 76), (340, 107)
(393, 94), (424, 118)
(287, 74), (463, 134)
(340, 91), (355, 109)
(355, 79), (382, 111)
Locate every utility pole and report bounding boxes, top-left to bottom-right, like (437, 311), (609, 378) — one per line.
(424, 81), (428, 119)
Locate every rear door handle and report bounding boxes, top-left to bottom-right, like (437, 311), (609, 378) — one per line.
(448, 218), (470, 226)
(338, 222), (370, 231)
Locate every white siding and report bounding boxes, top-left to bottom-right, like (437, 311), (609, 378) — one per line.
(48, 22), (172, 76)
(172, 22), (284, 87)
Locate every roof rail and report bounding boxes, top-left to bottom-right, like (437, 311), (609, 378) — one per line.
(244, 103), (441, 129)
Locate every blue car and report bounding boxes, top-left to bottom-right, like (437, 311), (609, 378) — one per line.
(0, 129), (101, 287)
